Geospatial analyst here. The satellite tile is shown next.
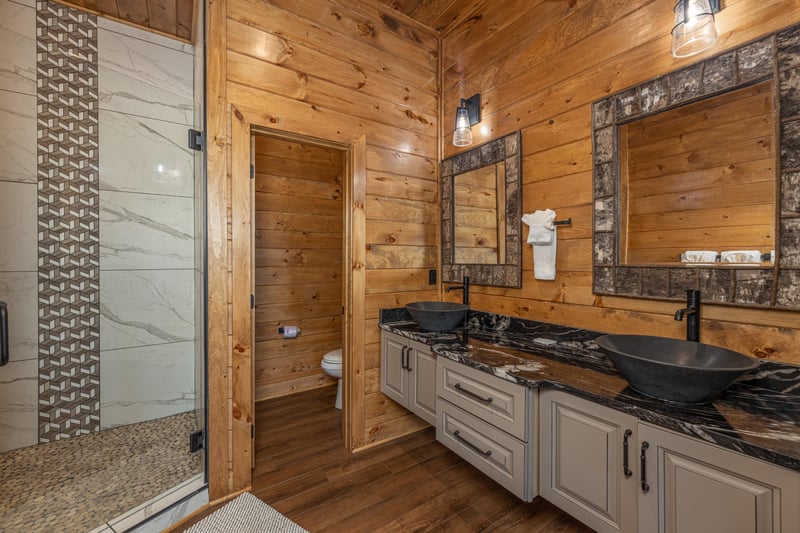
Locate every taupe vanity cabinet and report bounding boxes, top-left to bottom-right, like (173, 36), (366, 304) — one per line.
(380, 331), (436, 425)
(539, 390), (638, 533)
(638, 423), (800, 533)
(540, 390), (800, 533)
(435, 357), (535, 501)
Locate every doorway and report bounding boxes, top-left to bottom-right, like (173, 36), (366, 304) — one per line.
(250, 131), (347, 426)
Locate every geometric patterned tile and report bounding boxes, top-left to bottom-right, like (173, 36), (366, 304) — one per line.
(36, 0), (100, 442)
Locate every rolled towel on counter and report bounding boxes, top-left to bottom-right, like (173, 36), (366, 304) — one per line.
(522, 209), (557, 280)
(720, 250), (762, 264)
(682, 250), (718, 263)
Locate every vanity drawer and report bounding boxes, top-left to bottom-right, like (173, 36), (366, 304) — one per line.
(437, 398), (531, 501)
(437, 357), (528, 440)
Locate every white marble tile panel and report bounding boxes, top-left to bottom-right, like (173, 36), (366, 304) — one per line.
(0, 358), (37, 452)
(111, 477), (207, 533)
(100, 341), (195, 428)
(100, 269), (195, 350)
(99, 110), (195, 197)
(100, 190), (194, 270)
(98, 28), (193, 125)
(0, 272), (37, 361)
(0, 89), (36, 183)
(98, 17), (194, 54)
(0, 181), (37, 271)
(0, 0), (35, 95)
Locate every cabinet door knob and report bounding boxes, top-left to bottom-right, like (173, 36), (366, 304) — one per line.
(623, 429), (633, 478)
(640, 441), (650, 493)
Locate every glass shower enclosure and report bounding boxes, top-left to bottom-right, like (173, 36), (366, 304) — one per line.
(0, 0), (206, 530)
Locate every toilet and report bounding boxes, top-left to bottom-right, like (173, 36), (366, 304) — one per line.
(321, 348), (343, 409)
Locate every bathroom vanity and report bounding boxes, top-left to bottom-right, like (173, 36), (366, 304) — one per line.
(379, 311), (800, 533)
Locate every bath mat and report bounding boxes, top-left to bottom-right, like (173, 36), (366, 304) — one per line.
(185, 492), (308, 533)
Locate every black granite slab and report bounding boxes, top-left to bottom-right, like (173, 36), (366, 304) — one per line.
(379, 310), (800, 474)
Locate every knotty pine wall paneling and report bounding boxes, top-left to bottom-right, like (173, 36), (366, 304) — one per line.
(206, 0), (440, 498)
(441, 0), (800, 366)
(253, 135), (343, 401)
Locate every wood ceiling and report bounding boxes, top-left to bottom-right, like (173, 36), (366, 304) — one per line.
(52, 0), (476, 43)
(380, 0), (479, 31)
(53, 0), (194, 42)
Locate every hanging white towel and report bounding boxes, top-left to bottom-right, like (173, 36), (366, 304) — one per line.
(522, 209), (557, 280)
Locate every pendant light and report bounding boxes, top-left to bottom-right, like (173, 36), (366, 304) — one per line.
(671, 0), (720, 58)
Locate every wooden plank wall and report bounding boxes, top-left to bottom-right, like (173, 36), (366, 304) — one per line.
(253, 135), (342, 400)
(441, 0), (800, 366)
(622, 80), (775, 264)
(206, 0), (441, 498)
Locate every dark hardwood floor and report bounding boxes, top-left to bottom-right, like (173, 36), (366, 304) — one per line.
(180, 385), (595, 532)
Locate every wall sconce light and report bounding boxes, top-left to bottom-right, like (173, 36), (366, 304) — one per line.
(671, 0), (720, 58)
(452, 93), (481, 147)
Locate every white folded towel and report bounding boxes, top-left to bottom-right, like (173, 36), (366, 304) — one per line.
(720, 250), (762, 264)
(522, 209), (557, 280)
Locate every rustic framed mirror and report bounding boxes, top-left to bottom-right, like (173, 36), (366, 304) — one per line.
(441, 131), (522, 287)
(592, 24), (800, 308)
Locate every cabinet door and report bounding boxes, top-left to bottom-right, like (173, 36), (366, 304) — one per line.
(380, 332), (408, 406)
(408, 342), (436, 425)
(539, 390), (638, 533)
(638, 423), (800, 533)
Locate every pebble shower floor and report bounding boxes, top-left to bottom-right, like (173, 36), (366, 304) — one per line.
(0, 412), (201, 532)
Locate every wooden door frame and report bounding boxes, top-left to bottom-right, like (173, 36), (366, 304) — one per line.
(227, 105), (366, 491)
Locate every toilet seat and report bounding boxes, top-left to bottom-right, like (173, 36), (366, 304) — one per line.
(322, 348), (342, 366)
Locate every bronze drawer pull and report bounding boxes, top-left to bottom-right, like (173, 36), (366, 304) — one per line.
(640, 441), (650, 492)
(623, 429), (633, 478)
(454, 382), (493, 404)
(453, 430), (492, 457)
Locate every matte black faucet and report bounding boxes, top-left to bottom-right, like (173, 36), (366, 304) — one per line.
(674, 289), (700, 342)
(445, 275), (470, 306)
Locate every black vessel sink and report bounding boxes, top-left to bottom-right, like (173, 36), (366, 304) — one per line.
(405, 301), (468, 332)
(595, 335), (760, 404)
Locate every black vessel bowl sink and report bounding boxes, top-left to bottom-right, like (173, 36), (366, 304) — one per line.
(595, 334), (760, 404)
(405, 301), (468, 332)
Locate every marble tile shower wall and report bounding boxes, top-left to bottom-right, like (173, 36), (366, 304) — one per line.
(0, 0), (197, 452)
(96, 12), (196, 430)
(0, 0), (42, 452)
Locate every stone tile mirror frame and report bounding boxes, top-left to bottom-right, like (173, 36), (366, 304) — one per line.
(592, 24), (800, 309)
(441, 131), (522, 287)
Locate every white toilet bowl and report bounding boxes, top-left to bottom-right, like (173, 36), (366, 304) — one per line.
(321, 348), (343, 409)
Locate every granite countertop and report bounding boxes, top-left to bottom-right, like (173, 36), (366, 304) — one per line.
(379, 309), (800, 474)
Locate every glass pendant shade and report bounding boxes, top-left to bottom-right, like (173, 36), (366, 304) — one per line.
(671, 0), (718, 58)
(452, 106), (473, 147)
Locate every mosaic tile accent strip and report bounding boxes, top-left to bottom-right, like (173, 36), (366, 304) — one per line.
(0, 411), (201, 532)
(35, 0), (101, 442)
